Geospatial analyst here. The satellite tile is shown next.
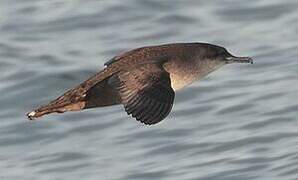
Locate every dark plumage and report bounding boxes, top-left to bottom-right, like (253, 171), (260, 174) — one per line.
(27, 42), (252, 125)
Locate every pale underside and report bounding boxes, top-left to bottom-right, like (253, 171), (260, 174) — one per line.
(164, 60), (225, 91)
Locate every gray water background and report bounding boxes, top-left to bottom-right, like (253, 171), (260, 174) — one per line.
(1, 0), (298, 180)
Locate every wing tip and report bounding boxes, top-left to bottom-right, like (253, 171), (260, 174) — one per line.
(26, 109), (46, 120)
(27, 111), (37, 120)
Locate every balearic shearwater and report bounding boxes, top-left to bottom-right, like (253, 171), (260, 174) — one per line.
(27, 42), (253, 125)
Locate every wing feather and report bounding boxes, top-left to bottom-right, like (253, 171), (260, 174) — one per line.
(109, 64), (175, 125)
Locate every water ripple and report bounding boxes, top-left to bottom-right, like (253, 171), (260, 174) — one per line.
(0, 0), (298, 180)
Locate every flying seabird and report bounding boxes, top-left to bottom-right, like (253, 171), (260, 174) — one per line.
(27, 42), (253, 125)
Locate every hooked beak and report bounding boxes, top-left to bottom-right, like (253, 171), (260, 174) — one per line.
(225, 56), (253, 64)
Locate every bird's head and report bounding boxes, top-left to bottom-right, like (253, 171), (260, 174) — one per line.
(195, 43), (253, 65)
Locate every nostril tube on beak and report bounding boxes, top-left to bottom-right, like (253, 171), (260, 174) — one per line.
(226, 56), (253, 64)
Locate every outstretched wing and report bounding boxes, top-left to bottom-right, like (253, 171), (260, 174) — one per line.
(27, 45), (171, 121)
(109, 63), (175, 125)
(27, 67), (119, 120)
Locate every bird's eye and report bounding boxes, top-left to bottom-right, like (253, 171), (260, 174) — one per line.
(218, 49), (225, 55)
(215, 51), (223, 57)
(217, 49), (227, 57)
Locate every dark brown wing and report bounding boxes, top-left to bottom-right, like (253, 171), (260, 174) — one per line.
(27, 67), (119, 120)
(109, 64), (175, 125)
(27, 44), (171, 120)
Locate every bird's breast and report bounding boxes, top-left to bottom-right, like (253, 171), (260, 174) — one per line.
(169, 73), (197, 91)
(163, 60), (199, 91)
(163, 59), (225, 91)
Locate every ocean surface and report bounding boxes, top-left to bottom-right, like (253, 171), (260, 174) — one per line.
(1, 0), (298, 180)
